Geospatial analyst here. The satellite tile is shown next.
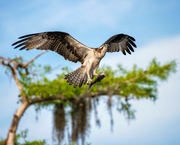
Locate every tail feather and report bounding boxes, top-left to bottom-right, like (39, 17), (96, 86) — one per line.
(65, 66), (88, 87)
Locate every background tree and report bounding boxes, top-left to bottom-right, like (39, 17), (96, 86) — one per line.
(0, 53), (176, 145)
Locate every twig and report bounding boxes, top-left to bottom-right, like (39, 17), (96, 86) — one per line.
(23, 51), (47, 67)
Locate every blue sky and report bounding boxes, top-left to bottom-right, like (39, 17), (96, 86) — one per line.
(0, 0), (180, 145)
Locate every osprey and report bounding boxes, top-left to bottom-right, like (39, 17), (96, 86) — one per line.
(12, 31), (137, 87)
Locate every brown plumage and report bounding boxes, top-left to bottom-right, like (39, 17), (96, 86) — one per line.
(12, 31), (137, 88)
(65, 66), (88, 87)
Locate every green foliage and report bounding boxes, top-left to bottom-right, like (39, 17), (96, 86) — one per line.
(117, 102), (136, 120)
(20, 58), (176, 103)
(0, 130), (46, 145)
(15, 129), (46, 145)
(1, 55), (177, 144)
(147, 59), (176, 80)
(17, 58), (176, 125)
(0, 139), (4, 145)
(0, 132), (91, 145)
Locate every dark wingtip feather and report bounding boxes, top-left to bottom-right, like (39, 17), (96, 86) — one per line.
(130, 47), (134, 52)
(12, 37), (30, 48)
(129, 36), (136, 41)
(14, 43), (25, 49)
(19, 33), (37, 39)
(127, 43), (134, 52)
(12, 41), (19, 46)
(129, 39), (137, 48)
(19, 46), (27, 50)
(125, 48), (131, 54)
(122, 50), (126, 55)
(12, 43), (15, 46)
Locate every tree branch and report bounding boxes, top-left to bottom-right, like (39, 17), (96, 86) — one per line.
(0, 52), (48, 145)
(23, 51), (47, 68)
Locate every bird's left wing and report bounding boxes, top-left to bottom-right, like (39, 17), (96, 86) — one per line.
(12, 31), (92, 63)
(102, 34), (137, 55)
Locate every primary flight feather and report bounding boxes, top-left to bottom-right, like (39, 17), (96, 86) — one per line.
(12, 31), (137, 87)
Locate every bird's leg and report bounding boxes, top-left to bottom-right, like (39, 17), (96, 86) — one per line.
(87, 70), (99, 84)
(86, 65), (93, 85)
(87, 74), (92, 84)
(82, 60), (92, 84)
(93, 64), (99, 77)
(87, 70), (98, 84)
(93, 70), (98, 76)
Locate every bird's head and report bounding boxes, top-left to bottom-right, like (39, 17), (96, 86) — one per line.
(94, 44), (108, 58)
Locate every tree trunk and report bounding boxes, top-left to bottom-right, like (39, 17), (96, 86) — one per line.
(5, 101), (29, 145)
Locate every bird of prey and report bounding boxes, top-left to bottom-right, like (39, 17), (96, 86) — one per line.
(12, 31), (137, 88)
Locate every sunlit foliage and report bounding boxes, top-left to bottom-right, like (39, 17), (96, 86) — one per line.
(0, 55), (176, 145)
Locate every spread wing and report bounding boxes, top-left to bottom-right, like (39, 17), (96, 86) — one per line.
(102, 34), (137, 55)
(12, 31), (92, 63)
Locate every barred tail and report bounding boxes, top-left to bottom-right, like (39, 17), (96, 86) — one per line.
(65, 66), (88, 87)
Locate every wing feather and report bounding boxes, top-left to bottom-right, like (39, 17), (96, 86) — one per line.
(102, 34), (137, 55)
(12, 31), (92, 63)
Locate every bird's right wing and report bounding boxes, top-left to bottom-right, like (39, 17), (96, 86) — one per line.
(12, 31), (92, 63)
(102, 34), (137, 55)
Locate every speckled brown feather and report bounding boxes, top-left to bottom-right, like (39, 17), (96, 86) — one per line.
(12, 31), (91, 63)
(65, 66), (87, 88)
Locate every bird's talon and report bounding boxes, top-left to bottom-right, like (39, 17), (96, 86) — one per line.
(87, 79), (92, 85)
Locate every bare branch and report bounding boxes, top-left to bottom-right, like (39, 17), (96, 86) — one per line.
(0, 52), (48, 92)
(23, 51), (47, 68)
